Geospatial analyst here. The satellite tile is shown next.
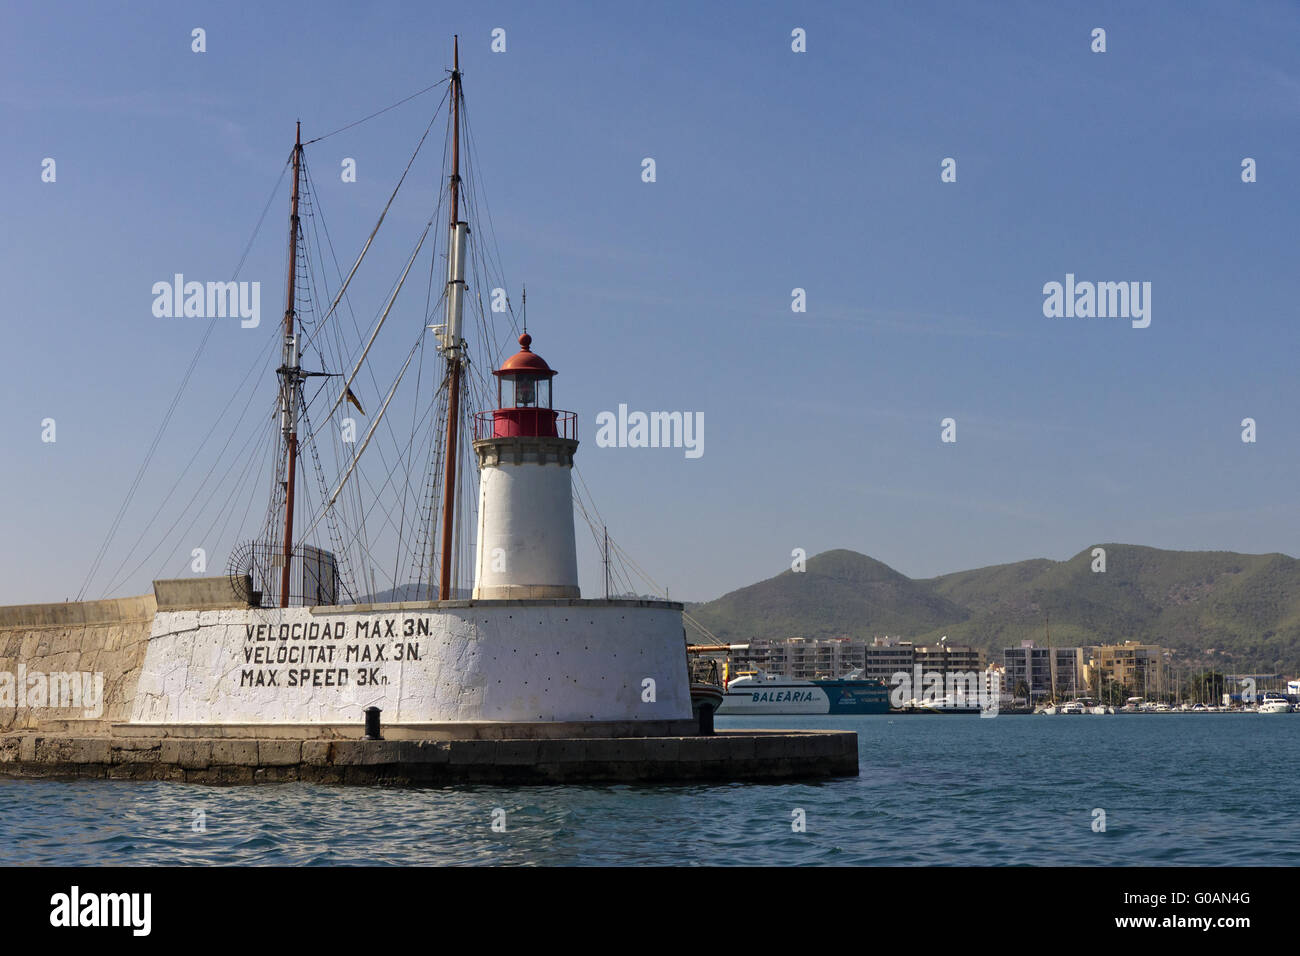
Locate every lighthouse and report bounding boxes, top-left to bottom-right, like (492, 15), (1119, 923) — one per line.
(133, 325), (694, 727)
(104, 36), (854, 761)
(472, 332), (581, 599)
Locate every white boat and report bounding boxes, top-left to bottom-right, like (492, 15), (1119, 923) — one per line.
(1259, 695), (1291, 714)
(1067, 696), (1112, 715)
(1059, 700), (1086, 715)
(913, 694), (984, 714)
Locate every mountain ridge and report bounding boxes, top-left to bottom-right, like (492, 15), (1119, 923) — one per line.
(687, 546), (1300, 671)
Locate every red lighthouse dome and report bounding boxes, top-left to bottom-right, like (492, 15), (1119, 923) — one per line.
(476, 333), (575, 439)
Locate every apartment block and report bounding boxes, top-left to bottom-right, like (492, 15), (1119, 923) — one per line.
(1002, 641), (1085, 701)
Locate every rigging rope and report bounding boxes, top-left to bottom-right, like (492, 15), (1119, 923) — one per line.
(301, 333), (424, 542)
(298, 94), (447, 355)
(313, 217), (434, 434)
(303, 78), (449, 145)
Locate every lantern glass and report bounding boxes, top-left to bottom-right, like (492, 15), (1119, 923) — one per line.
(500, 375), (550, 408)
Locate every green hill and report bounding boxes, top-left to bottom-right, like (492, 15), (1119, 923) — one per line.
(686, 549), (968, 643)
(687, 545), (1300, 672)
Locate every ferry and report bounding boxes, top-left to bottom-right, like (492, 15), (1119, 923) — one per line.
(717, 669), (890, 715)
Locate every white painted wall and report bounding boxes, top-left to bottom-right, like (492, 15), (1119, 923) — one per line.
(474, 459), (580, 598)
(130, 603), (690, 724)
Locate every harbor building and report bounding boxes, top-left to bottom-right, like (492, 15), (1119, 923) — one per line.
(864, 637), (916, 684)
(786, 637), (867, 678)
(1091, 642), (1169, 698)
(729, 638), (866, 679)
(725, 640), (782, 676)
(728, 636), (985, 684)
(1002, 641), (1085, 701)
(914, 641), (985, 676)
(986, 664), (1011, 706)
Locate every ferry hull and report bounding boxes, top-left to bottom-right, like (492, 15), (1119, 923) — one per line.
(717, 680), (889, 716)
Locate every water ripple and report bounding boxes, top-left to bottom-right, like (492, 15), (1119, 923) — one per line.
(0, 714), (1296, 865)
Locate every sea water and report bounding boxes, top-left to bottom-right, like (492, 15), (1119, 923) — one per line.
(1, 714), (1295, 866)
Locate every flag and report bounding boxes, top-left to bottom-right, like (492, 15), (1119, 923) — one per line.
(345, 387), (365, 415)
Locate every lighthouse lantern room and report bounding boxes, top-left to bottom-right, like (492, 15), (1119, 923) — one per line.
(489, 333), (562, 438)
(472, 333), (581, 599)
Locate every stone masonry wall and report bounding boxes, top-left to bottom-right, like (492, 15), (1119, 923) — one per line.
(0, 595), (156, 732)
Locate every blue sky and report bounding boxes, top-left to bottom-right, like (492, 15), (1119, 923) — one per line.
(3, 0), (1298, 605)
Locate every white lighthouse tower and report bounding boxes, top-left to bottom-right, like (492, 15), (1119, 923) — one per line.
(472, 332), (581, 599)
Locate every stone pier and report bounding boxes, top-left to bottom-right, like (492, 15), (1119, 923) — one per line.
(0, 580), (860, 785)
(0, 729), (859, 785)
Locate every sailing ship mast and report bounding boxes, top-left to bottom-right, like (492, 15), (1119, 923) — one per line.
(279, 122), (304, 608)
(268, 41), (473, 605)
(438, 36), (466, 601)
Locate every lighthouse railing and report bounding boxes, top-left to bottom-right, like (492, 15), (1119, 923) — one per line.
(473, 409), (577, 441)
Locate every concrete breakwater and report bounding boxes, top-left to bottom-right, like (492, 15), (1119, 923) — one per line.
(0, 730), (859, 785)
(0, 579), (859, 784)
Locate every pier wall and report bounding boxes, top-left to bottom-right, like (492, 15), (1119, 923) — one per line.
(0, 729), (860, 784)
(0, 595), (156, 732)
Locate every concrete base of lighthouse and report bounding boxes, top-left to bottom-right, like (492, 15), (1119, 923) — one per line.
(128, 598), (693, 730)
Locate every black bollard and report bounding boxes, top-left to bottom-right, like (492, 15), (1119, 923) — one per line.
(364, 706), (383, 740)
(698, 702), (715, 736)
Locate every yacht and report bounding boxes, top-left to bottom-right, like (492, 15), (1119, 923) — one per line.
(1259, 695), (1291, 715)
